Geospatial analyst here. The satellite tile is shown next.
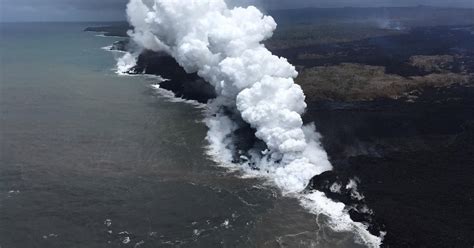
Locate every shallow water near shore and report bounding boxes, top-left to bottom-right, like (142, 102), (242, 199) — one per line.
(0, 23), (367, 247)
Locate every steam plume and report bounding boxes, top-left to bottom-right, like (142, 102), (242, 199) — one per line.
(126, 0), (331, 191)
(121, 0), (382, 246)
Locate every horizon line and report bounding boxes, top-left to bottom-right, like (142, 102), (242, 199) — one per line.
(1, 5), (472, 23)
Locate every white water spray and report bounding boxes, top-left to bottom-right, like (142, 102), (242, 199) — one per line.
(121, 0), (382, 246)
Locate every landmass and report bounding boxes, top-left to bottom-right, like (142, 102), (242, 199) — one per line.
(86, 6), (474, 247)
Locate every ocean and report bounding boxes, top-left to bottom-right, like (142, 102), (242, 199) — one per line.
(0, 23), (366, 247)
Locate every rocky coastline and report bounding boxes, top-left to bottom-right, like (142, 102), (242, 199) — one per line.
(86, 9), (474, 246)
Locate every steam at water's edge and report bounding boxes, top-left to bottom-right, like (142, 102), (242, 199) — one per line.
(119, 0), (382, 246)
(125, 0), (330, 192)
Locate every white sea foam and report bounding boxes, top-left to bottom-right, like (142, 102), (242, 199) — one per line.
(150, 84), (206, 108)
(102, 45), (128, 54)
(300, 192), (382, 247)
(101, 45), (113, 51)
(95, 33), (126, 39)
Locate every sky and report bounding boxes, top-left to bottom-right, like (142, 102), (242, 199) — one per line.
(1, 0), (473, 22)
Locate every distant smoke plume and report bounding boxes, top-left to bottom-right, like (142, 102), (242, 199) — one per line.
(120, 0), (382, 246)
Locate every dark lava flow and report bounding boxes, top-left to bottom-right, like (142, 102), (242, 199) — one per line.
(273, 25), (474, 77)
(93, 23), (474, 247)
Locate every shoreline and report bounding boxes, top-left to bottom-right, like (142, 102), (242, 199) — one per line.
(88, 16), (474, 247)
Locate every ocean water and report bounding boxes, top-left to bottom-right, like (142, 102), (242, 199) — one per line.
(0, 23), (364, 247)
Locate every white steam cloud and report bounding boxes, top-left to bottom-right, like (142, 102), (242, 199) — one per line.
(126, 0), (332, 192)
(121, 0), (382, 246)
